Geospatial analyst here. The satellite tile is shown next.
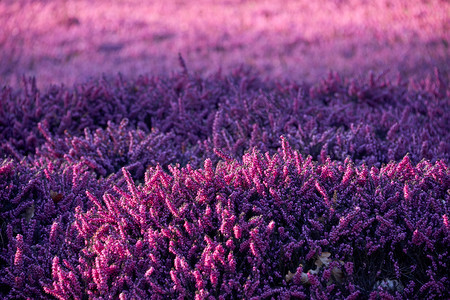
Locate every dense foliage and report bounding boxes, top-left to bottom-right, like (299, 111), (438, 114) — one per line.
(0, 70), (449, 299)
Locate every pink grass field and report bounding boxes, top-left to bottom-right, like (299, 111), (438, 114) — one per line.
(0, 0), (449, 89)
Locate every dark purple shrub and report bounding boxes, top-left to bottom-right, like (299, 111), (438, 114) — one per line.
(0, 69), (448, 299)
(0, 157), (105, 299)
(1, 70), (448, 166)
(36, 118), (184, 181)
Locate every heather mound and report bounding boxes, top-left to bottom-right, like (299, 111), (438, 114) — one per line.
(0, 70), (449, 299)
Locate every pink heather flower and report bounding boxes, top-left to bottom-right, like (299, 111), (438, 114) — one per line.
(184, 220), (195, 236)
(228, 252), (237, 273)
(210, 268), (220, 288)
(204, 158), (214, 181)
(315, 180), (330, 207)
(14, 234), (23, 267)
(281, 135), (292, 161)
(170, 269), (180, 284)
(196, 189), (208, 205)
(226, 238), (235, 250)
(443, 214), (449, 230)
(233, 224), (242, 239)
(250, 241), (259, 257)
(403, 183), (411, 202)
(144, 267), (155, 277)
(341, 164), (353, 185)
(49, 221), (60, 245)
(165, 195), (180, 219)
(193, 269), (204, 290)
(0, 160), (13, 175)
(267, 220), (275, 233)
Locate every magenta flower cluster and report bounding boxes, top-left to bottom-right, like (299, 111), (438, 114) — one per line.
(0, 69), (449, 299)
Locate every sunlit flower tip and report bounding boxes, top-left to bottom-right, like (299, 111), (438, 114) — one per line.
(233, 225), (242, 239)
(443, 214), (448, 229)
(145, 267), (154, 277)
(403, 183), (411, 201)
(268, 220), (275, 231)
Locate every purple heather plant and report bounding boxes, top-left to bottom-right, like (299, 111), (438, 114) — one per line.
(38, 146), (448, 299)
(0, 69), (448, 299)
(1, 69), (449, 167)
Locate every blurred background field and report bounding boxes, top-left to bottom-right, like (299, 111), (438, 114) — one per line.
(1, 0), (448, 88)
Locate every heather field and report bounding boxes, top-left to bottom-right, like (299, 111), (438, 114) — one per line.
(1, 0), (449, 87)
(0, 0), (449, 299)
